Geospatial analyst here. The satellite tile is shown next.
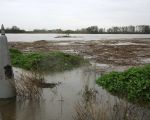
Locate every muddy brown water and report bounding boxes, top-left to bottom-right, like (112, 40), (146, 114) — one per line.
(0, 66), (150, 120)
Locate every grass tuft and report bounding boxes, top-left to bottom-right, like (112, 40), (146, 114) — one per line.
(9, 48), (88, 72)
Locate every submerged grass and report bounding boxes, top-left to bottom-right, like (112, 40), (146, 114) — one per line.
(15, 71), (43, 99)
(73, 83), (147, 120)
(96, 65), (150, 103)
(15, 70), (59, 99)
(9, 48), (87, 72)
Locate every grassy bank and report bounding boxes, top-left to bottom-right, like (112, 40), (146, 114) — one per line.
(96, 65), (150, 103)
(10, 48), (87, 72)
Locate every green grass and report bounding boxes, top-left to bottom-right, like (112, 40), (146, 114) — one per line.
(96, 65), (150, 103)
(10, 48), (88, 72)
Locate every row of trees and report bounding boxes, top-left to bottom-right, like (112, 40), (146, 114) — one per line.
(75, 25), (150, 34)
(5, 26), (25, 33)
(2, 25), (150, 34)
(106, 25), (150, 34)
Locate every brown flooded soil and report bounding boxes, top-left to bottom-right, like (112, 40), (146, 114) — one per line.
(9, 38), (150, 69)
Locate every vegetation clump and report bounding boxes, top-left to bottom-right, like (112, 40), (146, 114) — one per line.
(9, 48), (87, 72)
(96, 65), (150, 102)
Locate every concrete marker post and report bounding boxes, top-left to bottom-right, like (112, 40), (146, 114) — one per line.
(0, 24), (16, 98)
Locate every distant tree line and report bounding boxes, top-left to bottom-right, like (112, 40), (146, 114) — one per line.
(106, 25), (150, 34)
(1, 25), (150, 34)
(5, 26), (25, 33)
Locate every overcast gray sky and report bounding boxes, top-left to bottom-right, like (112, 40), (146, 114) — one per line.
(0, 0), (150, 30)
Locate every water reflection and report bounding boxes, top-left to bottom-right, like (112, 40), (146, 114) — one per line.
(0, 67), (149, 120)
(0, 99), (16, 120)
(7, 34), (150, 42)
(73, 67), (150, 120)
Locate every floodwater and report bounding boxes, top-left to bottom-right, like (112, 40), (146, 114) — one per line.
(7, 34), (150, 42)
(0, 66), (149, 120)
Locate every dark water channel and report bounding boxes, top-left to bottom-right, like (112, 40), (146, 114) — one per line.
(0, 66), (150, 120)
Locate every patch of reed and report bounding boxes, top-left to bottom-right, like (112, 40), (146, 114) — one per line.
(15, 71), (44, 99)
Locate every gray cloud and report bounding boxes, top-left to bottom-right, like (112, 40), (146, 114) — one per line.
(0, 0), (150, 30)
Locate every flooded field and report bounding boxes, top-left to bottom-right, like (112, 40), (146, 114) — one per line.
(0, 66), (149, 120)
(6, 34), (150, 42)
(0, 34), (149, 120)
(9, 38), (150, 67)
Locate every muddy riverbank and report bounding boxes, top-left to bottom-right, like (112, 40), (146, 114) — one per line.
(9, 38), (150, 72)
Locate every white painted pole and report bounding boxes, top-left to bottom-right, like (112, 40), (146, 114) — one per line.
(0, 24), (16, 98)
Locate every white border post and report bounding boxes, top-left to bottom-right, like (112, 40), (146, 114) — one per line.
(0, 24), (16, 98)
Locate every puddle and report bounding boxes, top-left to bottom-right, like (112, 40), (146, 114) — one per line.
(62, 49), (79, 54)
(108, 42), (145, 46)
(141, 58), (150, 64)
(54, 42), (71, 46)
(84, 55), (98, 59)
(91, 62), (110, 68)
(0, 67), (149, 120)
(90, 62), (132, 73)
